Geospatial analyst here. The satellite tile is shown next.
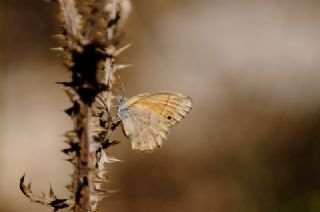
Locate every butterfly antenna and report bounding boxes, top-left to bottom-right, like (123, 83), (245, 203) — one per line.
(117, 75), (125, 97)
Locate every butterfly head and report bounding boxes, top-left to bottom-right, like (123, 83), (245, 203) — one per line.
(117, 95), (128, 119)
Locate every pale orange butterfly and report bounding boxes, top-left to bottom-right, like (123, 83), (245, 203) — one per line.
(117, 92), (192, 151)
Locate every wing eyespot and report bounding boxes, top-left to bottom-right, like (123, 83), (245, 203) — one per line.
(167, 116), (172, 120)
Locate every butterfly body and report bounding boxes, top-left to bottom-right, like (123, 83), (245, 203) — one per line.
(117, 92), (192, 151)
(117, 96), (129, 119)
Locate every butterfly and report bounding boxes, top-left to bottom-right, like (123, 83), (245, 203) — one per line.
(117, 92), (192, 151)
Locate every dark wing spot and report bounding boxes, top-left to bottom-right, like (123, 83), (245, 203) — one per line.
(167, 116), (172, 120)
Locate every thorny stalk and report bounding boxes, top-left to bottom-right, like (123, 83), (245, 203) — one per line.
(20, 0), (131, 211)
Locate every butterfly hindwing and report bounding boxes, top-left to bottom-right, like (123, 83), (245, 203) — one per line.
(122, 105), (170, 151)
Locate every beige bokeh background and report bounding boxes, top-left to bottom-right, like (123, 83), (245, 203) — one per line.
(2, 0), (320, 211)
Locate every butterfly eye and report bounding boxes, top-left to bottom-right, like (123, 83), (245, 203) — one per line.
(118, 95), (126, 104)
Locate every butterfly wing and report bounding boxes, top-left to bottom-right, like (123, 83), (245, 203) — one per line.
(122, 92), (192, 151)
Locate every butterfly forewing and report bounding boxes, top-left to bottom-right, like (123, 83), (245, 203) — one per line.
(127, 92), (192, 127)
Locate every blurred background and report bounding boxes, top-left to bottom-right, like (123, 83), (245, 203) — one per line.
(2, 0), (320, 211)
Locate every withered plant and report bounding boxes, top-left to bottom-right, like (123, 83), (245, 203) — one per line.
(19, 0), (193, 211)
(20, 0), (132, 211)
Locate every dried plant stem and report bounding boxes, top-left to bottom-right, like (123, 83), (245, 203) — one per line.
(75, 103), (91, 211)
(20, 0), (132, 211)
